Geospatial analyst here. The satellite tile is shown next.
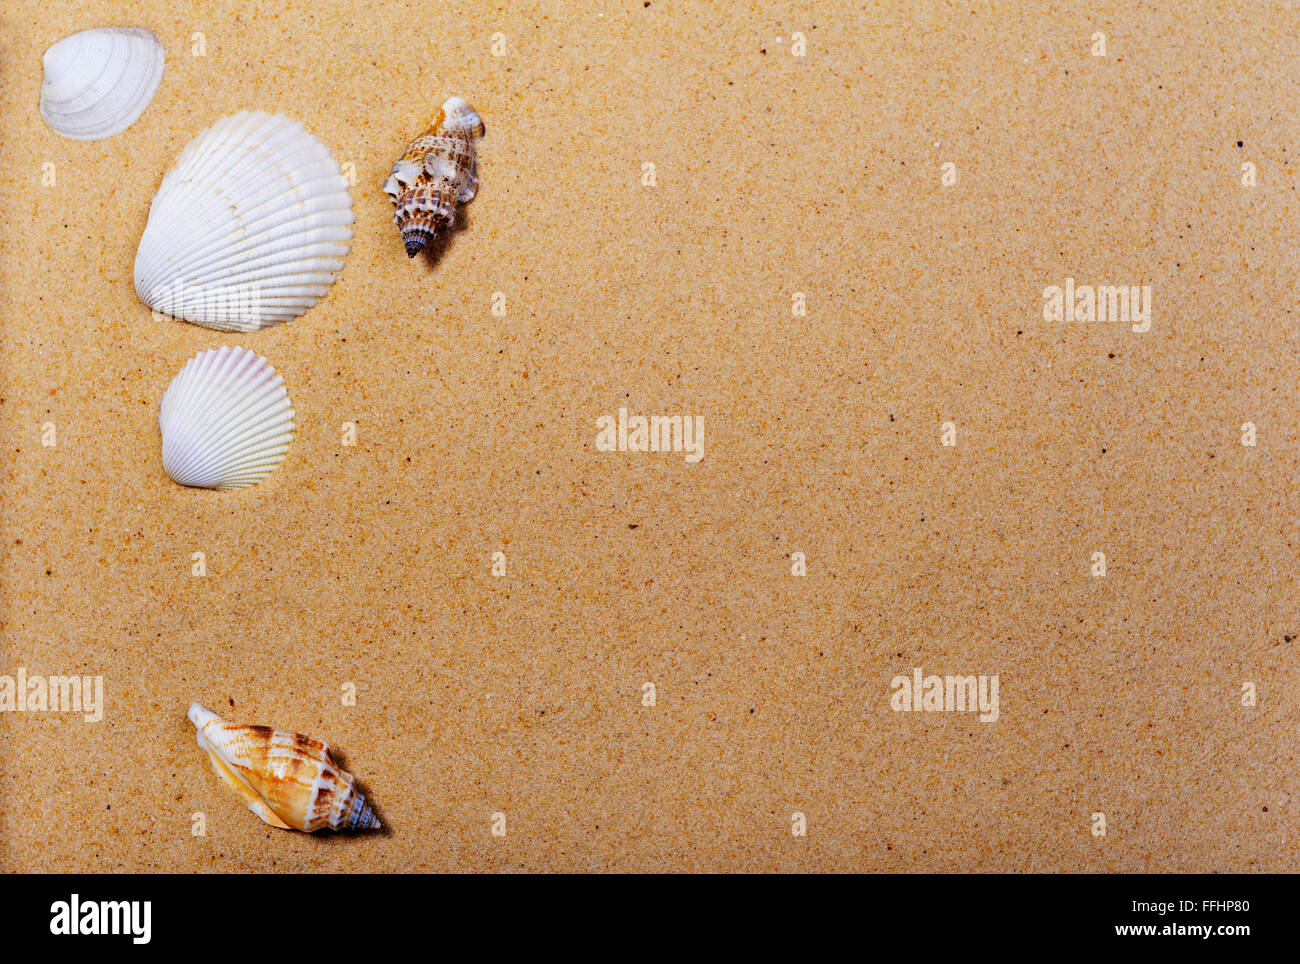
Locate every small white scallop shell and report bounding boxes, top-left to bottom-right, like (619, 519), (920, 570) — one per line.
(135, 111), (354, 332)
(40, 27), (165, 141)
(159, 346), (294, 489)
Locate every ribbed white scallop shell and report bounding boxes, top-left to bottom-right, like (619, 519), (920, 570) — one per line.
(40, 27), (165, 140)
(135, 111), (354, 331)
(159, 346), (294, 489)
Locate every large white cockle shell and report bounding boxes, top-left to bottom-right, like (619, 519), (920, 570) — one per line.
(135, 111), (354, 331)
(160, 346), (294, 489)
(40, 27), (165, 140)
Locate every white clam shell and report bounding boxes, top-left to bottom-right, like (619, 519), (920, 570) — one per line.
(160, 346), (294, 489)
(135, 111), (354, 332)
(40, 27), (165, 140)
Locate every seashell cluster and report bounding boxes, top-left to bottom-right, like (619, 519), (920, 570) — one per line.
(40, 27), (165, 141)
(135, 111), (354, 331)
(383, 96), (485, 257)
(159, 346), (294, 489)
(189, 703), (380, 832)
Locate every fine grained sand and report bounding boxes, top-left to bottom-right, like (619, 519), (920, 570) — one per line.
(0, 0), (1296, 872)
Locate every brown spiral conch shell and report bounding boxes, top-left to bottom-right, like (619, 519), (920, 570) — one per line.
(188, 703), (380, 832)
(382, 95), (485, 257)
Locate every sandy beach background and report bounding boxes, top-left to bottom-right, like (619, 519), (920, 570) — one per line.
(0, 0), (1296, 872)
